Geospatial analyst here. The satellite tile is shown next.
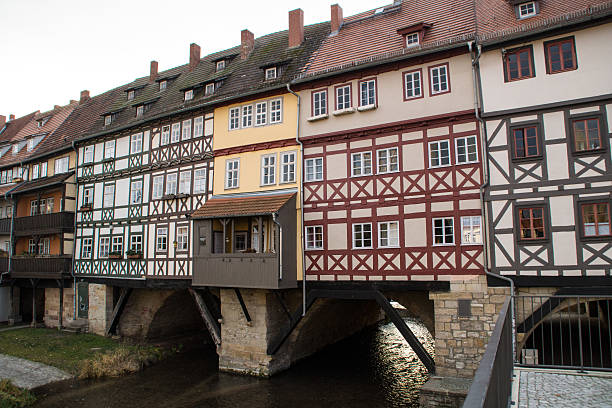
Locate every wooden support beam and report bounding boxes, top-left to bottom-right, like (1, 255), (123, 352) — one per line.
(234, 288), (251, 323)
(258, 217), (263, 253)
(106, 288), (132, 336)
(267, 290), (317, 355)
(188, 288), (221, 346)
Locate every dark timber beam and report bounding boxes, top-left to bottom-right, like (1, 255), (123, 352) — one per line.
(267, 290), (318, 355)
(188, 288), (221, 346)
(234, 288), (251, 323)
(106, 288), (132, 336)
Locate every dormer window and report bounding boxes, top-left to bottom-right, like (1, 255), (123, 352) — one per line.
(136, 105), (144, 118)
(517, 1), (538, 19)
(216, 60), (226, 71)
(205, 83), (215, 96)
(159, 80), (167, 92)
(397, 23), (431, 49)
(265, 67), (277, 80)
(127, 90), (135, 101)
(405, 32), (419, 47)
(184, 90), (194, 101)
(37, 117), (49, 128)
(104, 115), (113, 126)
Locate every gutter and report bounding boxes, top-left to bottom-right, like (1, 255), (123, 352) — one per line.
(71, 140), (78, 321)
(272, 213), (283, 281)
(286, 83), (307, 317)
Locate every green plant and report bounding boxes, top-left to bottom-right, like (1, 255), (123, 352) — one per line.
(125, 248), (142, 256)
(0, 380), (36, 408)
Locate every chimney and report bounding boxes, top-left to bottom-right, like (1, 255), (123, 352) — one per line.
(9, 114), (15, 121)
(80, 90), (90, 103)
(0, 116), (5, 128)
(189, 43), (201, 70)
(288, 9), (304, 48)
(241, 30), (254, 60)
(331, 4), (344, 33)
(150, 60), (158, 82)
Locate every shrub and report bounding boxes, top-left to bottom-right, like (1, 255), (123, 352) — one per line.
(0, 380), (35, 408)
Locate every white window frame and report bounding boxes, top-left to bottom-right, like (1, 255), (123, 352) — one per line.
(99, 236), (110, 258)
(455, 135), (479, 164)
(127, 90), (135, 101)
(305, 226), (323, 250)
(433, 217), (455, 246)
(130, 234), (143, 252)
(377, 147), (399, 174)
(152, 175), (164, 199)
(83, 145), (94, 164)
(518, 1), (537, 18)
(359, 79), (376, 107)
(156, 227), (168, 252)
(103, 184), (115, 207)
(461, 216), (482, 245)
(261, 154), (276, 186)
(405, 32), (419, 47)
(136, 105), (144, 118)
(81, 237), (93, 258)
(131, 133), (143, 154)
(280, 151), (296, 184)
(265, 67), (277, 80)
(166, 173), (177, 195)
(336, 85), (352, 110)
(352, 223), (373, 249)
(225, 159), (240, 189)
(351, 151), (373, 177)
(130, 179), (143, 204)
(177, 226), (189, 251)
(404, 70), (422, 99)
(184, 89), (194, 101)
(111, 236), (123, 254)
(305, 157), (323, 182)
(255, 102), (267, 126)
(83, 187), (93, 205)
(104, 115), (112, 126)
(161, 125), (170, 145)
(104, 140), (115, 159)
(54, 156), (69, 174)
(429, 64), (449, 95)
(41, 162), (48, 178)
(216, 60), (226, 71)
(241, 105), (253, 128)
(269, 98), (282, 124)
(429, 140), (451, 168)
(159, 80), (167, 91)
(193, 169), (207, 194)
(194, 116), (204, 137)
(312, 90), (327, 116)
(378, 221), (400, 248)
(182, 119), (191, 140)
(179, 171), (191, 194)
(32, 164), (40, 180)
(205, 83), (215, 96)
(229, 107), (240, 130)
(171, 123), (180, 143)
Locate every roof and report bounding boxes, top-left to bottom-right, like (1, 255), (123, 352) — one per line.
(0, 112), (37, 144)
(192, 193), (295, 219)
(10, 171), (73, 195)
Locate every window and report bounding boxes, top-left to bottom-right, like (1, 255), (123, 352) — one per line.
(359, 79), (376, 107)
(38, 238), (50, 255)
(242, 105), (253, 128)
(127, 90), (135, 100)
(216, 60), (225, 71)
(518, 207), (546, 240)
(161, 126), (170, 145)
(518, 1), (537, 19)
(156, 227), (168, 251)
(305, 226), (323, 250)
(351, 152), (372, 177)
(166, 173), (177, 195)
(433, 218), (454, 245)
(405, 32), (419, 47)
(429, 140), (450, 167)
(280, 152), (296, 183)
(83, 145), (94, 163)
(41, 162), (47, 178)
(545, 37), (577, 74)
(513, 126), (540, 158)
(429, 64), (449, 95)
(159, 80), (167, 91)
(103, 184), (115, 207)
(54, 156), (69, 174)
(99, 237), (110, 258)
(194, 116), (204, 137)
(205, 83), (215, 96)
(305, 157), (323, 182)
(30, 200), (37, 216)
(104, 140), (115, 159)
(112, 236), (123, 254)
(255, 102), (267, 126)
(455, 136), (478, 164)
(83, 187), (93, 205)
(312, 90), (327, 117)
(171, 123), (180, 143)
(184, 90), (194, 101)
(270, 99), (282, 123)
(182, 119), (191, 140)
(336, 85), (352, 110)
(573, 118), (602, 152)
(505, 47), (534, 81)
(404, 70), (422, 100)
(265, 67), (277, 80)
(81, 238), (93, 258)
(226, 159), (239, 189)
(136, 105), (144, 118)
(461, 216), (482, 244)
(177, 226), (189, 251)
(193, 169), (207, 194)
(152, 175), (164, 199)
(378, 221), (399, 248)
(130, 180), (143, 204)
(32, 164), (40, 180)
(179, 171), (191, 194)
(229, 108), (240, 130)
(261, 154), (276, 185)
(131, 133), (143, 154)
(235, 232), (247, 251)
(377, 148), (399, 174)
(353, 223), (373, 249)
(582, 203), (610, 237)
(130, 234), (143, 252)
(104, 115), (113, 126)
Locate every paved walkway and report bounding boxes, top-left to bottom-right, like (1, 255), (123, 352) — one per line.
(512, 367), (612, 408)
(0, 354), (72, 389)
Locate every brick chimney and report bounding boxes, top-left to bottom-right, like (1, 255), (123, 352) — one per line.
(288, 9), (304, 48)
(331, 4), (344, 33)
(9, 114), (15, 121)
(150, 60), (158, 82)
(189, 43), (201, 70)
(80, 90), (90, 103)
(0, 115), (5, 128)
(241, 30), (254, 60)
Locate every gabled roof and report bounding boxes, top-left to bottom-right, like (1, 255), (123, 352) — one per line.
(192, 193), (295, 219)
(0, 112), (37, 144)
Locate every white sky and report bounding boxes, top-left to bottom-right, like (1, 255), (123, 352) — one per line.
(0, 0), (389, 119)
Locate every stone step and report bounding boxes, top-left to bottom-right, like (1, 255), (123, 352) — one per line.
(62, 318), (88, 333)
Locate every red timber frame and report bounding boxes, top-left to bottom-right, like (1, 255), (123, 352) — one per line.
(302, 110), (485, 281)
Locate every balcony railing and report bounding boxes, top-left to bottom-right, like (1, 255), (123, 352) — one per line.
(14, 212), (74, 236)
(0, 218), (10, 234)
(0, 257), (7, 273)
(11, 256), (72, 279)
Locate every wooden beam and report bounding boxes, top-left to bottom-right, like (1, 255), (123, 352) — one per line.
(234, 288), (251, 323)
(267, 290), (317, 355)
(106, 288), (132, 336)
(188, 288), (221, 346)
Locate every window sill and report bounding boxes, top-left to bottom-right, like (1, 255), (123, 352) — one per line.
(332, 107), (356, 116)
(579, 235), (612, 243)
(512, 155), (543, 164)
(307, 114), (329, 122)
(432, 243), (456, 247)
(357, 104), (377, 112)
(571, 147), (607, 157)
(517, 238), (549, 245)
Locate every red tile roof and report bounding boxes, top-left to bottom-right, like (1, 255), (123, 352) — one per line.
(192, 193), (295, 219)
(0, 112), (37, 144)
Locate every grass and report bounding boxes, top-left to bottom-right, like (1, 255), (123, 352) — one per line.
(0, 380), (35, 408)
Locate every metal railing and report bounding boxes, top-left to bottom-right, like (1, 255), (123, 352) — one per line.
(515, 295), (612, 371)
(463, 298), (513, 408)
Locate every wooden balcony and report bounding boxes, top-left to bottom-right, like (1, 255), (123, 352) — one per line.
(0, 257), (7, 273)
(14, 212), (74, 236)
(11, 256), (72, 279)
(0, 218), (10, 234)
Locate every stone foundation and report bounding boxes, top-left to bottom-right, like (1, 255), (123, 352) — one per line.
(419, 376), (471, 407)
(88, 283), (114, 335)
(43, 287), (74, 328)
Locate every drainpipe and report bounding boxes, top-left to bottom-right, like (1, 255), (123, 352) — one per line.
(286, 83), (307, 316)
(469, 41), (516, 360)
(272, 212), (282, 280)
(0, 194), (15, 287)
(71, 140), (79, 321)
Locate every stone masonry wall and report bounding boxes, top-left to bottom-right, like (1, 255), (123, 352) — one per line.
(88, 283), (114, 335)
(44, 287), (74, 328)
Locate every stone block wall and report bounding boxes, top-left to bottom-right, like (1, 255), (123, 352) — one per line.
(88, 283), (114, 335)
(43, 287), (74, 328)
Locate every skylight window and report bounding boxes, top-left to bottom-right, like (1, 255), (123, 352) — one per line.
(37, 117), (49, 128)
(205, 83), (215, 96)
(405, 32), (419, 47)
(136, 105), (144, 118)
(127, 90), (135, 101)
(159, 80), (167, 92)
(265, 67), (277, 80)
(216, 60), (226, 71)
(104, 115), (113, 126)
(518, 1), (537, 19)
(184, 90), (194, 101)
(374, 7), (385, 14)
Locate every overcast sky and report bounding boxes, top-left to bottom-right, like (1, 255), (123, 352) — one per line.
(0, 0), (389, 119)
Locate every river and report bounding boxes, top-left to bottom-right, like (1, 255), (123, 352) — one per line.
(34, 318), (433, 408)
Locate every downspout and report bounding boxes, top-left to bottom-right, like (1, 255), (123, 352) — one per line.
(286, 83), (307, 316)
(71, 140), (78, 321)
(0, 191), (15, 287)
(272, 212), (282, 280)
(469, 41), (516, 359)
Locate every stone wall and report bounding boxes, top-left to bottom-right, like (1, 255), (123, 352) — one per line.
(43, 287), (74, 328)
(88, 283), (114, 335)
